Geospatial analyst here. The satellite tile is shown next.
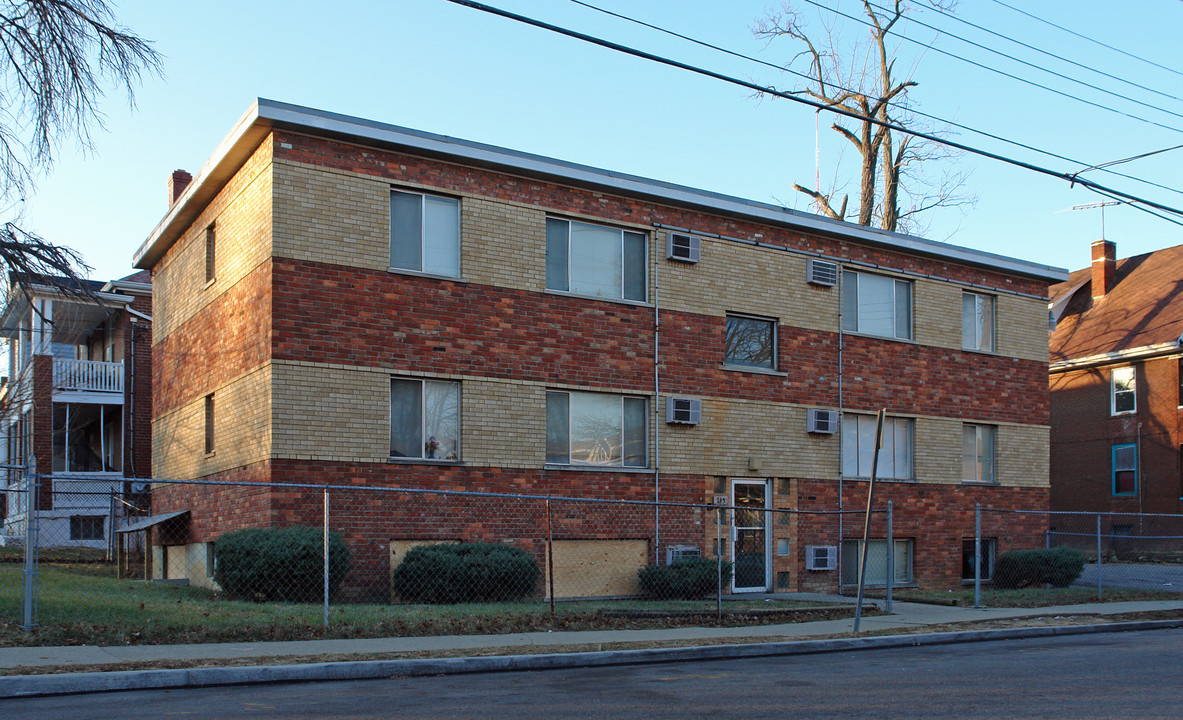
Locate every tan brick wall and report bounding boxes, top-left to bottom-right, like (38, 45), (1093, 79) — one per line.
(154, 137), (274, 344)
(913, 280), (961, 350)
(272, 160), (389, 272)
(271, 361), (389, 463)
(657, 232), (838, 333)
(913, 280), (1048, 362)
(461, 378), (547, 467)
(153, 364), (271, 479)
(997, 423), (1050, 488)
(463, 197), (545, 292)
(997, 294), (1051, 362)
(913, 416), (1049, 488)
(661, 399), (837, 478)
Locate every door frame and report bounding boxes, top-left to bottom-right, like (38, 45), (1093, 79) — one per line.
(730, 478), (771, 593)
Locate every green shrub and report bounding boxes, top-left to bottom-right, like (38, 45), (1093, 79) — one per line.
(993, 547), (1085, 589)
(214, 526), (352, 602)
(637, 556), (733, 600)
(391, 543), (540, 603)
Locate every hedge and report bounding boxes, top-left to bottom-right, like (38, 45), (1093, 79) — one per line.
(391, 543), (540, 603)
(993, 547), (1085, 589)
(214, 526), (352, 602)
(637, 556), (733, 600)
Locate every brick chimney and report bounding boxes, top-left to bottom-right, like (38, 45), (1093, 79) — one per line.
(1091, 239), (1116, 299)
(168, 169), (192, 207)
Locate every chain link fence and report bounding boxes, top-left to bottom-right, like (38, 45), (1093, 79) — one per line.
(6, 478), (1183, 642)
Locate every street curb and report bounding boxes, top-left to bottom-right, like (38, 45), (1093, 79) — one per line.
(3, 618), (1182, 698)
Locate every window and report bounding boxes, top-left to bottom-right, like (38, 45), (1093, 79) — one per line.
(546, 391), (646, 467)
(724, 314), (776, 370)
(841, 414), (913, 479)
(390, 379), (460, 460)
(390, 190), (460, 277)
(204, 224), (216, 283)
(1111, 366), (1136, 415)
(842, 271), (912, 340)
(962, 538), (996, 582)
(546, 218), (646, 301)
(962, 424), (996, 483)
(840, 539), (913, 585)
(70, 515), (105, 541)
(962, 292), (994, 352)
(204, 394), (214, 455)
(1112, 443), (1137, 495)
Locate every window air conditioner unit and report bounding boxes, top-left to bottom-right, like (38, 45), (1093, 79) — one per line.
(666, 397), (702, 425)
(807, 258), (839, 287)
(666, 233), (701, 263)
(667, 545), (702, 564)
(806, 408), (839, 434)
(805, 545), (838, 571)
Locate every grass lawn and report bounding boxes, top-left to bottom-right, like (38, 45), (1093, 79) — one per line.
(0, 562), (856, 647)
(887, 586), (1182, 608)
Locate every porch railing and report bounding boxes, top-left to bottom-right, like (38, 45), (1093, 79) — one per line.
(54, 359), (124, 393)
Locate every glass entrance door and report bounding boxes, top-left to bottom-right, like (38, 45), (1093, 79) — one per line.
(732, 480), (769, 592)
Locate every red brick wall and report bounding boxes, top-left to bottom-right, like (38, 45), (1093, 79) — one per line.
(1050, 357), (1183, 513)
(125, 295), (154, 479)
(32, 355), (53, 510)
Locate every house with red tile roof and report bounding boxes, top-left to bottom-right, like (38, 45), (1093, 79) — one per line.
(1049, 239), (1183, 514)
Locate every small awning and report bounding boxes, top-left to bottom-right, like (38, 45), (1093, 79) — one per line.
(116, 510), (189, 534)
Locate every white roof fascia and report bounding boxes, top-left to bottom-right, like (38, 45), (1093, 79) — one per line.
(135, 99), (1069, 283)
(1050, 341), (1183, 372)
(100, 280), (153, 295)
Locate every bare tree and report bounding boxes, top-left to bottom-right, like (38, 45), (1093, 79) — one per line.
(0, 0), (161, 298)
(754, 0), (972, 234)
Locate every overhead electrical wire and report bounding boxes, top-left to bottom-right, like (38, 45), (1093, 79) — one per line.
(442, 0), (1183, 226)
(912, 1), (1183, 107)
(567, 0), (1183, 200)
(987, 0), (1183, 80)
(804, 0), (1183, 135)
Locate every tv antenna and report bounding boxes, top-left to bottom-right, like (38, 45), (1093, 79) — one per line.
(1057, 200), (1122, 240)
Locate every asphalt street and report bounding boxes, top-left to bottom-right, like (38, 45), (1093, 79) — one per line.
(3, 628), (1181, 719)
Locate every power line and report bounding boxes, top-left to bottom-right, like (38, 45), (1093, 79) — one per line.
(445, 0), (1183, 225)
(911, 0), (1183, 108)
(987, 0), (1183, 80)
(805, 0), (1183, 135)
(567, 0), (1183, 200)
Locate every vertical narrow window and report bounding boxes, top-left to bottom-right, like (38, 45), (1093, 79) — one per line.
(390, 190), (460, 277)
(961, 538), (996, 582)
(1112, 443), (1137, 495)
(962, 292), (995, 352)
(204, 394), (214, 455)
(842, 271), (912, 340)
(1111, 366), (1136, 415)
(390, 378), (460, 460)
(545, 218), (647, 302)
(204, 224), (216, 284)
(962, 424), (996, 483)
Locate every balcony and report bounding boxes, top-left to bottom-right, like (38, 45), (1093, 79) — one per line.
(54, 359), (124, 394)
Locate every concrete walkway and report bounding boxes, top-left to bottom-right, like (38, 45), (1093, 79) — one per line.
(3, 595), (1182, 671)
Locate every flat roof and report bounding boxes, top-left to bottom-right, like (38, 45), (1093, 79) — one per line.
(134, 98), (1068, 283)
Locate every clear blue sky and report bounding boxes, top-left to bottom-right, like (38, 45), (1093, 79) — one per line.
(20, 0), (1183, 283)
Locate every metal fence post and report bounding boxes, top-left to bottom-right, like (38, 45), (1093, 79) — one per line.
(885, 501), (893, 614)
(1096, 513), (1103, 601)
(323, 487), (329, 628)
(23, 468), (39, 631)
(974, 503), (982, 609)
(546, 499), (555, 617)
(716, 506), (722, 620)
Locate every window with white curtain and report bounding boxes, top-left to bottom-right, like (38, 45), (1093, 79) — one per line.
(840, 539), (913, 585)
(962, 292), (995, 352)
(390, 190), (460, 277)
(546, 218), (646, 301)
(841, 413), (913, 479)
(962, 424), (996, 483)
(390, 378), (460, 460)
(842, 271), (912, 340)
(546, 391), (647, 467)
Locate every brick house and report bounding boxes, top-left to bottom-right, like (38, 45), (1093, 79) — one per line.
(0, 272), (153, 547)
(133, 99), (1064, 596)
(1050, 239), (1183, 515)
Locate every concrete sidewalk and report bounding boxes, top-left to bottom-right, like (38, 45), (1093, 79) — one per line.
(2, 596), (1182, 697)
(3, 595), (1182, 670)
